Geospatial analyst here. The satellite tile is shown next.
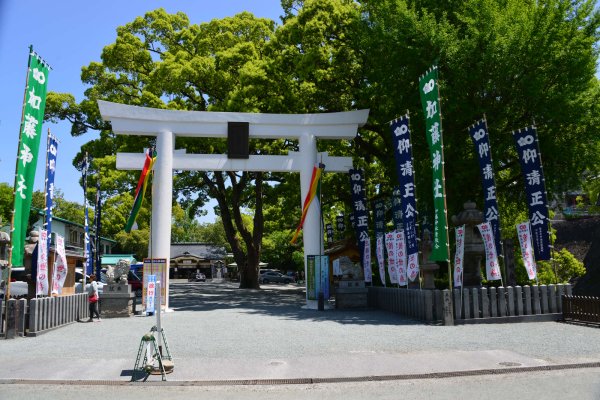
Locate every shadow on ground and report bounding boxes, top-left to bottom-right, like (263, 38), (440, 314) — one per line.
(168, 281), (420, 326)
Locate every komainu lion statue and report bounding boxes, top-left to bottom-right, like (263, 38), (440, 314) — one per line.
(106, 259), (131, 284)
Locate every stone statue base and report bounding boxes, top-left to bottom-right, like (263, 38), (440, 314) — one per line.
(421, 262), (439, 289)
(101, 283), (135, 318)
(335, 280), (368, 309)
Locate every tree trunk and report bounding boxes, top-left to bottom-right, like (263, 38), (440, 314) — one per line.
(206, 171), (263, 289)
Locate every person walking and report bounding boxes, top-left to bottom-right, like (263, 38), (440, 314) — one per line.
(87, 274), (101, 322)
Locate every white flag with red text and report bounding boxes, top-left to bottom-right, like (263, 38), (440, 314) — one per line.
(51, 234), (68, 294)
(478, 222), (501, 281)
(516, 222), (537, 280)
(36, 229), (49, 296)
(454, 225), (465, 287)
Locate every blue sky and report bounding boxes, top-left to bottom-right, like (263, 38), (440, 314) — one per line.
(0, 0), (284, 222)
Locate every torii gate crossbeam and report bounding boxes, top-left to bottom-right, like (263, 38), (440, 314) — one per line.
(98, 100), (369, 309)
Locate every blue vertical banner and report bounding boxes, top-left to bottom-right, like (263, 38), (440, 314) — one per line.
(469, 119), (502, 257)
(82, 155), (92, 275)
(373, 198), (386, 285)
(319, 255), (330, 299)
(391, 187), (403, 231)
(325, 223), (334, 244)
(45, 134), (58, 252)
(513, 126), (551, 261)
(94, 180), (103, 279)
(335, 214), (345, 239)
(349, 169), (371, 279)
(373, 199), (386, 238)
(389, 116), (419, 262)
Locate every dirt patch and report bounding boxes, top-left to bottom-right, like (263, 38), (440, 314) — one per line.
(553, 216), (600, 296)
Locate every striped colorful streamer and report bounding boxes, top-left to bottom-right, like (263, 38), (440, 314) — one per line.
(290, 163), (324, 244)
(124, 149), (156, 233)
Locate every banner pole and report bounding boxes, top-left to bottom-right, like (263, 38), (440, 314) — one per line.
(44, 130), (51, 296)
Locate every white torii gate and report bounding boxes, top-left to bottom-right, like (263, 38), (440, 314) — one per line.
(98, 100), (369, 309)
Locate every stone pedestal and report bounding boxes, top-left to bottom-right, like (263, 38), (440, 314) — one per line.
(421, 262), (439, 289)
(419, 228), (439, 289)
(101, 283), (135, 318)
(335, 280), (368, 309)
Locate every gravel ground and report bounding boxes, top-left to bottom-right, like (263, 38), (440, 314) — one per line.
(1, 281), (599, 380)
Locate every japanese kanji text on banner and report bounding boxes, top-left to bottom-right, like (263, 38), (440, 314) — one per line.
(513, 127), (551, 261)
(418, 66), (450, 262)
(12, 51), (50, 267)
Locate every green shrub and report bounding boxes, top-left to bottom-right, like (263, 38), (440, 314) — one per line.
(516, 248), (585, 285)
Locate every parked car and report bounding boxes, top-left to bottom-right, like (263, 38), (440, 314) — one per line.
(8, 267), (28, 282)
(0, 280), (28, 298)
(259, 271), (293, 284)
(188, 272), (206, 282)
(128, 270), (143, 297)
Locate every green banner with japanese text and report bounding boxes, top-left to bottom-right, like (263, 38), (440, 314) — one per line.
(418, 66), (450, 261)
(11, 51), (49, 266)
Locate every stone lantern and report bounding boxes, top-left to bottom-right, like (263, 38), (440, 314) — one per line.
(420, 228), (439, 289)
(451, 201), (485, 287)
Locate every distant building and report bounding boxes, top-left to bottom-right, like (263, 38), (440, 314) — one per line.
(32, 215), (116, 263)
(170, 243), (227, 279)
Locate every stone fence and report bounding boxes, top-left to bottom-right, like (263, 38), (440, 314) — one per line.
(368, 284), (572, 324)
(1, 293), (89, 338)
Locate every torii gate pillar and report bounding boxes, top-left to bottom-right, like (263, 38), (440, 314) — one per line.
(151, 130), (174, 299)
(98, 100), (369, 309)
(298, 132), (321, 267)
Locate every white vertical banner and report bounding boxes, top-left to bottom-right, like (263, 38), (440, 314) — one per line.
(376, 235), (386, 286)
(516, 222), (537, 280)
(478, 222), (502, 281)
(363, 239), (372, 283)
(407, 253), (419, 282)
(36, 229), (49, 296)
(51, 234), (68, 294)
(396, 230), (407, 286)
(385, 231), (398, 284)
(453, 225), (466, 287)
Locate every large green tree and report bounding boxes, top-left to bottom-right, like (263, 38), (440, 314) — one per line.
(358, 0), (600, 225)
(46, 0), (600, 289)
(46, 9), (281, 288)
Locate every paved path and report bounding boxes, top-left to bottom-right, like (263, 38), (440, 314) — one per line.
(1, 281), (599, 391)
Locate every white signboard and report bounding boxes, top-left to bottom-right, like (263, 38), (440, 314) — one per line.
(146, 274), (156, 314)
(36, 230), (49, 296)
(333, 258), (342, 276)
(516, 222), (537, 280)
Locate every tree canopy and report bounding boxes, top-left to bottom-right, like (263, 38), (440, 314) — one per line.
(45, 0), (600, 288)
